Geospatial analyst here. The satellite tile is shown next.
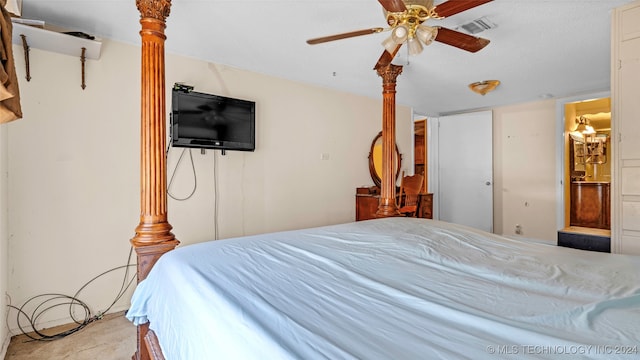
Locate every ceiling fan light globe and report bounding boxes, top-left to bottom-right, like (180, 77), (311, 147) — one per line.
(408, 38), (423, 55)
(391, 25), (409, 44)
(416, 25), (436, 45)
(382, 35), (400, 53)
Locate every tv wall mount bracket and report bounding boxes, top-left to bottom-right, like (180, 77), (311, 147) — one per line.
(173, 83), (194, 93)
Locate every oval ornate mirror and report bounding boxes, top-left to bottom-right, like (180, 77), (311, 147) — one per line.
(368, 131), (402, 188)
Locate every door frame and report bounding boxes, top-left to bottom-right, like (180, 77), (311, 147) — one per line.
(427, 115), (439, 219)
(554, 90), (610, 232)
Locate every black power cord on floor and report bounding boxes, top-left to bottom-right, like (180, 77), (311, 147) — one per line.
(7, 247), (136, 341)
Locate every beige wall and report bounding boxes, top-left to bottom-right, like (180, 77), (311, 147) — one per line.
(493, 99), (558, 241)
(4, 39), (413, 331)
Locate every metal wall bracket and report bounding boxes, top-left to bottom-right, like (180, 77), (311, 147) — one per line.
(11, 21), (102, 89)
(19, 34), (30, 81)
(81, 47), (86, 89)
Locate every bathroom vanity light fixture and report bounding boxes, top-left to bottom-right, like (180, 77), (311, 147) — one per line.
(468, 80), (500, 95)
(571, 116), (596, 140)
(570, 116), (607, 165)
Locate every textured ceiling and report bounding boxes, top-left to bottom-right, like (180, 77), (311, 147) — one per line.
(19, 0), (634, 116)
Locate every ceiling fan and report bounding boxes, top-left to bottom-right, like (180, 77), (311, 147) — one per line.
(306, 0), (493, 68)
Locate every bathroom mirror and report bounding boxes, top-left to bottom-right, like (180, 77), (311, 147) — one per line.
(368, 131), (402, 188)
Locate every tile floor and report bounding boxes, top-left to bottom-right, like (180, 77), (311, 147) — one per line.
(4, 312), (135, 360)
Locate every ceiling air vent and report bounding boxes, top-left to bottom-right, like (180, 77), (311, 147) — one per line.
(459, 17), (497, 34)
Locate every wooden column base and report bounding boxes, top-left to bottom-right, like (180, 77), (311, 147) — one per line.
(131, 240), (178, 360)
(376, 198), (401, 217)
(132, 239), (179, 281)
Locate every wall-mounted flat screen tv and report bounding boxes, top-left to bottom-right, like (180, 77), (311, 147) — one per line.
(170, 88), (255, 152)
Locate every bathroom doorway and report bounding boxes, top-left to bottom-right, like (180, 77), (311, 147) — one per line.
(556, 94), (612, 252)
(563, 97), (611, 230)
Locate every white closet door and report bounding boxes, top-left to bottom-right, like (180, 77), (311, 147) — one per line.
(438, 111), (493, 232)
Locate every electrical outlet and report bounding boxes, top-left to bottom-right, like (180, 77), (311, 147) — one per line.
(515, 224), (522, 235)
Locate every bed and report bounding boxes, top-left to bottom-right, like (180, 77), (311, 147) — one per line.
(127, 217), (640, 359)
(128, 1), (639, 360)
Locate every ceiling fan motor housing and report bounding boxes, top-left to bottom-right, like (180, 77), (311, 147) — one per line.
(385, 0), (437, 34)
(404, 0), (434, 8)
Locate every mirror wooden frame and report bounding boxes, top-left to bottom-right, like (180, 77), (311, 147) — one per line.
(368, 131), (402, 188)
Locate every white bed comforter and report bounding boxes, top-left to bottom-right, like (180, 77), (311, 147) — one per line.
(127, 218), (640, 359)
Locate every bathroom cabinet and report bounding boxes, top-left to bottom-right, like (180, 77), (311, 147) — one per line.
(570, 182), (610, 230)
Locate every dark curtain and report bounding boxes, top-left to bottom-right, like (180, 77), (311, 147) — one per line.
(0, 0), (22, 124)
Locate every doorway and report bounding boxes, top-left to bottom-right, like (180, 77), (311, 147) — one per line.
(437, 111), (493, 232)
(556, 93), (612, 252)
(563, 97), (611, 230)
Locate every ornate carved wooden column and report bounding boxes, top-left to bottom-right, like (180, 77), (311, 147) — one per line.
(131, 1), (178, 359)
(375, 64), (403, 217)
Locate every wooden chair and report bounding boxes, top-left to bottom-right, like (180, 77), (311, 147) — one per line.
(396, 172), (424, 217)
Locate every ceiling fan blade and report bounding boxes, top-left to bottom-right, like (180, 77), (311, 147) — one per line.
(378, 0), (407, 13)
(434, 27), (490, 53)
(374, 44), (402, 70)
(306, 28), (384, 45)
(433, 0), (493, 18)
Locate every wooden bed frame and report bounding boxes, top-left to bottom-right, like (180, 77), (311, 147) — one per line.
(131, 1), (403, 359)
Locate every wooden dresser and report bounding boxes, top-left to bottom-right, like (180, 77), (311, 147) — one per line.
(356, 187), (433, 221)
(416, 193), (433, 219)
